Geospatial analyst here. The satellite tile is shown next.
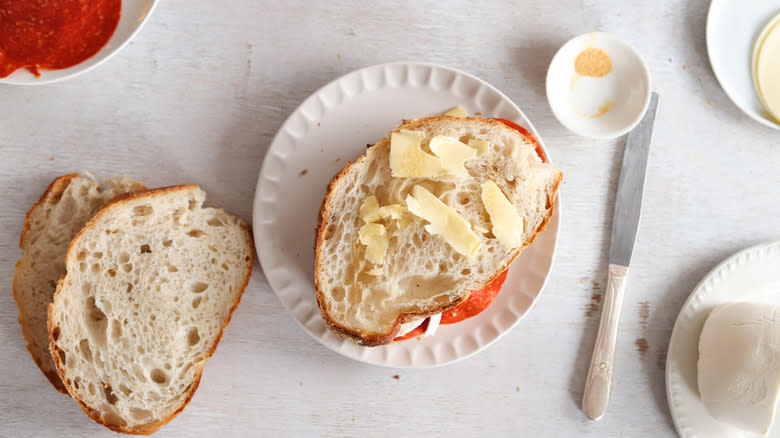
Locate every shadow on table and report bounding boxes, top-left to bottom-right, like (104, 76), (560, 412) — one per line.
(686, 0), (711, 75)
(566, 242), (747, 427)
(208, 58), (351, 269)
(505, 39), (567, 105)
(639, 253), (730, 429)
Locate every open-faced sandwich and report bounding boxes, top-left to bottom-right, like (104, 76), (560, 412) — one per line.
(315, 114), (562, 346)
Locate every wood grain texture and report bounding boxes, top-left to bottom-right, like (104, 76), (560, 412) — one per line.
(2, 0), (780, 436)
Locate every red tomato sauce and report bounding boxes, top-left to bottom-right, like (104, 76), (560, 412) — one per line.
(0, 0), (121, 78)
(392, 119), (546, 342)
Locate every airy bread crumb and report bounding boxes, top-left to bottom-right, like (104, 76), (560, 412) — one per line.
(48, 185), (254, 434)
(14, 173), (145, 393)
(315, 116), (561, 346)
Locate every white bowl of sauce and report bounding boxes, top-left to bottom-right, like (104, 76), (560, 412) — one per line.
(546, 32), (652, 139)
(0, 0), (158, 85)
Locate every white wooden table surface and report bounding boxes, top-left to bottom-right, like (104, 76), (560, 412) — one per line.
(2, 1), (778, 436)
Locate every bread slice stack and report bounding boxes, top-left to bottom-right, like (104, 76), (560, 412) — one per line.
(315, 116), (561, 345)
(14, 173), (146, 393)
(14, 175), (254, 434)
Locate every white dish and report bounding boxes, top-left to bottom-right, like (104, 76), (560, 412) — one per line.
(253, 62), (560, 368)
(666, 240), (780, 437)
(752, 12), (780, 122)
(0, 0), (159, 85)
(546, 32), (651, 139)
(707, 0), (780, 129)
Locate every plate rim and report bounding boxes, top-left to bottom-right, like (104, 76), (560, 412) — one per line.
(705, 0), (780, 130)
(666, 239), (780, 437)
(0, 0), (160, 86)
(252, 60), (561, 368)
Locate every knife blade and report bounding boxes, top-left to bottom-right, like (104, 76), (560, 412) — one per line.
(583, 92), (659, 421)
(610, 93), (659, 266)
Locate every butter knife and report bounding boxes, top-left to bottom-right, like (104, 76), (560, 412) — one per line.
(582, 92), (659, 421)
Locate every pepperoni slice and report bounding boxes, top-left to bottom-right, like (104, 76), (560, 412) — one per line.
(392, 270), (509, 341)
(440, 269), (508, 324)
(393, 318), (429, 342)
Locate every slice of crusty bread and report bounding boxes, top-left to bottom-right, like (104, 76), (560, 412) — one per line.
(315, 116), (562, 346)
(47, 185), (254, 434)
(13, 173), (145, 393)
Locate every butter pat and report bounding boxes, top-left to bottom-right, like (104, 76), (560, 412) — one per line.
(443, 105), (467, 117)
(359, 196), (381, 223)
(390, 130), (444, 178)
(468, 138), (490, 156)
(429, 135), (476, 178)
(358, 223), (388, 264)
(405, 185), (480, 258)
(481, 180), (524, 248)
(698, 302), (780, 435)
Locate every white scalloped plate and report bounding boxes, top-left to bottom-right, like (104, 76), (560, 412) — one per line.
(667, 240), (780, 437)
(253, 62), (560, 368)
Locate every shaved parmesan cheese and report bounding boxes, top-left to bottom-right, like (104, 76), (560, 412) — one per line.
(390, 130), (444, 178)
(443, 105), (467, 117)
(429, 135), (476, 178)
(390, 131), (476, 179)
(378, 203), (404, 220)
(358, 223), (388, 264)
(359, 196), (381, 223)
(468, 138), (490, 156)
(405, 185), (480, 258)
(481, 180), (524, 248)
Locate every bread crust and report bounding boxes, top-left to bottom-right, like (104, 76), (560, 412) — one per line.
(314, 116), (562, 346)
(13, 173), (80, 394)
(15, 173), (148, 394)
(46, 185), (255, 435)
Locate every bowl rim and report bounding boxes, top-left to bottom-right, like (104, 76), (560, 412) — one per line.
(546, 31), (652, 139)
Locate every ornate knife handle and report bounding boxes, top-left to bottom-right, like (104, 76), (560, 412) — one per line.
(582, 263), (628, 420)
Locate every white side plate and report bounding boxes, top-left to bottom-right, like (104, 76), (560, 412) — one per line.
(707, 0), (780, 129)
(253, 62), (560, 368)
(0, 0), (159, 85)
(667, 240), (780, 437)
